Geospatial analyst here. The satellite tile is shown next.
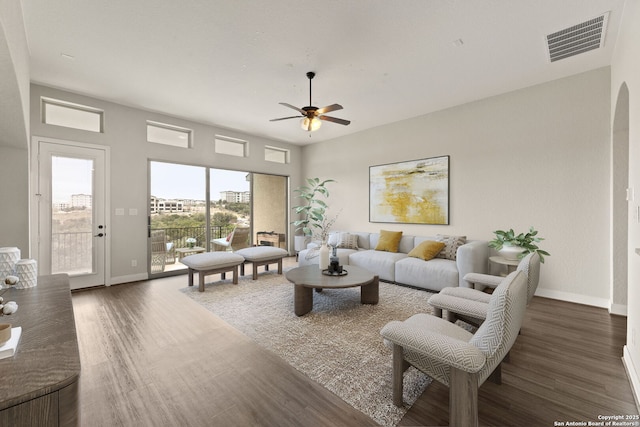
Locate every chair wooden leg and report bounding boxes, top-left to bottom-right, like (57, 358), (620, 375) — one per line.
(444, 310), (457, 323)
(392, 344), (405, 407)
(450, 367), (479, 427)
(433, 307), (443, 318)
(188, 268), (194, 287)
(488, 363), (502, 385)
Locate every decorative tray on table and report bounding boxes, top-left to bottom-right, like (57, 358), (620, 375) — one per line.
(321, 269), (348, 277)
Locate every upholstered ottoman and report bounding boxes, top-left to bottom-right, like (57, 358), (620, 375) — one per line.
(235, 247), (288, 280)
(180, 252), (245, 292)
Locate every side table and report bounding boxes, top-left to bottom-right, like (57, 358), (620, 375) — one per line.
(489, 256), (520, 276)
(176, 246), (206, 260)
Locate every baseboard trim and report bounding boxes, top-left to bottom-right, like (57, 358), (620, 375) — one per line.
(610, 303), (628, 316)
(623, 346), (640, 412)
(534, 288), (610, 308)
(110, 273), (148, 285)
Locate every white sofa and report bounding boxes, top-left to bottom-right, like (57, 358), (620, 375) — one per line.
(297, 232), (488, 292)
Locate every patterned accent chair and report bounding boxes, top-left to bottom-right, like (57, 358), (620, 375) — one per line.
(428, 252), (540, 325)
(380, 270), (527, 427)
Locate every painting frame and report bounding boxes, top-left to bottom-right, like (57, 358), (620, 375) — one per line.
(369, 155), (450, 225)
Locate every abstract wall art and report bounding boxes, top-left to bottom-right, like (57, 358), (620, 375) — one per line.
(369, 156), (449, 225)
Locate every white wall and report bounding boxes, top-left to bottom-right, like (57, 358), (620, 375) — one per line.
(302, 67), (612, 307)
(0, 0), (30, 253)
(611, 0), (640, 408)
(30, 84), (302, 284)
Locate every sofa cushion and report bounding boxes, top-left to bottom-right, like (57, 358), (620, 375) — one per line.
(337, 232), (359, 249)
(435, 234), (467, 260)
(408, 240), (445, 261)
(395, 257), (459, 291)
(375, 230), (403, 253)
(349, 249), (407, 282)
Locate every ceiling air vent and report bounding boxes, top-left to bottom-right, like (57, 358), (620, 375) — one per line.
(546, 12), (609, 62)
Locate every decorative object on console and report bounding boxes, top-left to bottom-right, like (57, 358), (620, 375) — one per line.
(488, 227), (550, 263)
(15, 259), (37, 289)
(369, 156), (449, 225)
(1, 301), (18, 315)
(4, 276), (19, 286)
(0, 323), (11, 345)
(186, 237), (196, 248)
(0, 247), (20, 281)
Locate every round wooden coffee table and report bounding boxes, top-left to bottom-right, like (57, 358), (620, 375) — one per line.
(285, 265), (379, 316)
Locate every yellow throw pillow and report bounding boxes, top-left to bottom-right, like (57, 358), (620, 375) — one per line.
(408, 240), (446, 261)
(375, 230), (403, 253)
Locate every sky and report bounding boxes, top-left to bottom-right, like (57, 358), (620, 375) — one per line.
(52, 156), (93, 203)
(51, 158), (250, 203)
(150, 161), (250, 201)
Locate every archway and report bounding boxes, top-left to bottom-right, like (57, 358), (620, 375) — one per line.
(611, 82), (629, 314)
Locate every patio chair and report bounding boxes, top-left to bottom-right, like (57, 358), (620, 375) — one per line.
(211, 226), (250, 251)
(150, 230), (168, 273)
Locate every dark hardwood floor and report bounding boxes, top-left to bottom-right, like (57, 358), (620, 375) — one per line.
(72, 257), (638, 426)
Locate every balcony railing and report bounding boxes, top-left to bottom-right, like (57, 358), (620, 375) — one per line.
(51, 225), (240, 276)
(157, 224), (236, 250)
(52, 231), (93, 275)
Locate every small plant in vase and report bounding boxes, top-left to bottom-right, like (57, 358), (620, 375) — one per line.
(186, 237), (196, 248)
(489, 227), (550, 263)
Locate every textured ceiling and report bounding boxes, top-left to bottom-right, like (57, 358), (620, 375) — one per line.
(20, 0), (625, 145)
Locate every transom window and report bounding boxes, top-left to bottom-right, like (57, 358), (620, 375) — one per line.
(147, 121), (192, 148)
(214, 135), (248, 157)
(41, 97), (104, 133)
(264, 146), (289, 164)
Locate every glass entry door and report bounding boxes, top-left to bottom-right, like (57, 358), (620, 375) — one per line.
(33, 138), (108, 289)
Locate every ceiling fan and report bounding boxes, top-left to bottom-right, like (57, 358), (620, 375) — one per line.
(270, 71), (350, 132)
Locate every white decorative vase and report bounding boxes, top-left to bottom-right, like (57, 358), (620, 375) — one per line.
(499, 245), (525, 261)
(319, 242), (330, 270)
(0, 247), (21, 280)
(15, 259), (38, 289)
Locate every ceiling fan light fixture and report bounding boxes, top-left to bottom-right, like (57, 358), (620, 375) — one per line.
(301, 116), (322, 132)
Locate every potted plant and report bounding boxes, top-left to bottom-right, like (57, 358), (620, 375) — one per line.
(186, 237), (196, 248)
(488, 227), (550, 263)
(292, 178), (336, 241)
(292, 178), (337, 268)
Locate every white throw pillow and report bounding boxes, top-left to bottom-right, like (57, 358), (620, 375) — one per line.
(435, 234), (466, 260)
(337, 232), (358, 249)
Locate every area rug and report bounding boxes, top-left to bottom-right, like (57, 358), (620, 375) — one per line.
(179, 270), (435, 426)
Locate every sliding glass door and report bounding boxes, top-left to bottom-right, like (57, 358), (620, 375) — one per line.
(149, 162), (205, 275)
(149, 162), (288, 277)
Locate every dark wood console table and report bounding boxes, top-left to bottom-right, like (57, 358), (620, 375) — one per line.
(0, 274), (80, 426)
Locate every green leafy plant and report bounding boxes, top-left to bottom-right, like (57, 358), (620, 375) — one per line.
(292, 178), (336, 239)
(488, 226), (550, 263)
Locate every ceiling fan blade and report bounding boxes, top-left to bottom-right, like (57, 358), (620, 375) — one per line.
(279, 102), (305, 114)
(270, 116), (301, 122)
(316, 104), (343, 115)
(319, 115), (351, 126)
